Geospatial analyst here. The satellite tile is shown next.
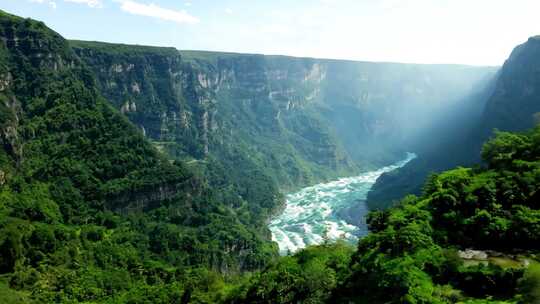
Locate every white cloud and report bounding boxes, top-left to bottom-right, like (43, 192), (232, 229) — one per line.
(64, 0), (102, 8)
(225, 8), (233, 14)
(29, 0), (57, 9)
(118, 0), (199, 24)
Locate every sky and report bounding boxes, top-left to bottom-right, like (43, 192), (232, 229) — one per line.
(2, 0), (540, 66)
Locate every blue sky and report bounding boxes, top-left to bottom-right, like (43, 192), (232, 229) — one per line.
(3, 0), (540, 65)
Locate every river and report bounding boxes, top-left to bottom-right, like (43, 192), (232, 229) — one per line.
(269, 153), (417, 255)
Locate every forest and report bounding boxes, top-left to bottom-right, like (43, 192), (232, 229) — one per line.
(0, 8), (540, 304)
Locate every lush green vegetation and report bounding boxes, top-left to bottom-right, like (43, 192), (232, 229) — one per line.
(226, 241), (355, 303)
(222, 127), (540, 304)
(329, 127), (540, 303)
(70, 40), (180, 57)
(0, 10), (277, 303)
(1, 9), (538, 304)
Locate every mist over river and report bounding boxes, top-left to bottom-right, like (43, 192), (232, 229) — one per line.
(269, 153), (417, 255)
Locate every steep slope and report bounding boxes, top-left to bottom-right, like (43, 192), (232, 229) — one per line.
(0, 11), (276, 303)
(70, 41), (496, 196)
(70, 42), (353, 197)
(481, 36), (540, 133)
(367, 74), (497, 209)
(368, 36), (540, 209)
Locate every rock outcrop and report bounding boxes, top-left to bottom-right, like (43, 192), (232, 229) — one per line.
(72, 43), (497, 193)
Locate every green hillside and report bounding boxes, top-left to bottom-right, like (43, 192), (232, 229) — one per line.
(0, 8), (537, 304)
(0, 10), (276, 303)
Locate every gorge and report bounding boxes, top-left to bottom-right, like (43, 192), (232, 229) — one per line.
(70, 39), (497, 209)
(2, 8), (540, 304)
(67, 41), (498, 260)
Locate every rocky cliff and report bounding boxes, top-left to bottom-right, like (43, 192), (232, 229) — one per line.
(369, 36), (540, 209)
(71, 42), (497, 196)
(481, 36), (540, 133)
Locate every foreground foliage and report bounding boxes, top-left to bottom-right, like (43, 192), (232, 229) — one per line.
(224, 127), (540, 303)
(339, 127), (540, 303)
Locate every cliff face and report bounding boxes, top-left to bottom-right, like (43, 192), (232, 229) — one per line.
(315, 61), (497, 166)
(481, 36), (540, 133)
(369, 36), (540, 210)
(72, 45), (354, 191)
(70, 43), (208, 156)
(72, 43), (496, 194)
